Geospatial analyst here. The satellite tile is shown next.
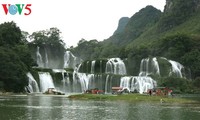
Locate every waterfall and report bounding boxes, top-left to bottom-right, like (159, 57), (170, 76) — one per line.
(169, 60), (184, 78)
(160, 57), (185, 78)
(120, 76), (156, 94)
(44, 48), (49, 68)
(86, 61), (89, 73)
(36, 46), (44, 67)
(139, 57), (185, 78)
(152, 57), (160, 75)
(139, 58), (149, 76)
(100, 60), (102, 73)
(64, 51), (71, 68)
(26, 72), (40, 93)
(105, 75), (109, 93)
(76, 73), (91, 92)
(120, 76), (131, 92)
(52, 69), (66, 73)
(139, 57), (160, 76)
(91, 60), (95, 73)
(64, 51), (80, 69)
(105, 58), (127, 75)
(38, 72), (55, 93)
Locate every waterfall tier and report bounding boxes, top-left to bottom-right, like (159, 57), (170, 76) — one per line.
(139, 57), (185, 78)
(26, 72), (40, 93)
(120, 76), (156, 94)
(38, 72), (55, 93)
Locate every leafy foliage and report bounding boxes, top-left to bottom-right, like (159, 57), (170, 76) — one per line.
(0, 22), (22, 47)
(30, 27), (65, 48)
(0, 21), (34, 92)
(159, 0), (199, 32)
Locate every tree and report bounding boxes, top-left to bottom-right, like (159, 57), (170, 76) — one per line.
(0, 47), (28, 92)
(0, 21), (22, 47)
(0, 21), (34, 92)
(30, 27), (64, 47)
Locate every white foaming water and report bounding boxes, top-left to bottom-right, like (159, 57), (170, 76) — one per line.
(139, 57), (160, 76)
(75, 73), (91, 92)
(169, 60), (184, 78)
(91, 60), (95, 73)
(105, 58), (126, 75)
(26, 72), (40, 93)
(139, 57), (185, 78)
(52, 69), (66, 73)
(44, 48), (49, 68)
(64, 51), (80, 69)
(38, 72), (55, 92)
(105, 75), (110, 93)
(152, 57), (160, 75)
(120, 76), (156, 94)
(36, 46), (44, 67)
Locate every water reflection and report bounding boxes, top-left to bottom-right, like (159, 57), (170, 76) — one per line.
(0, 95), (200, 120)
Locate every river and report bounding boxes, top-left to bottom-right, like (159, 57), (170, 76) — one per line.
(0, 94), (200, 120)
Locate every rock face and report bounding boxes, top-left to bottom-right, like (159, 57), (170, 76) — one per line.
(164, 0), (200, 12)
(113, 17), (130, 35)
(164, 0), (173, 12)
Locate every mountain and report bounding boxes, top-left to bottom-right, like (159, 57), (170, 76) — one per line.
(105, 5), (162, 46)
(126, 0), (200, 48)
(113, 17), (130, 35)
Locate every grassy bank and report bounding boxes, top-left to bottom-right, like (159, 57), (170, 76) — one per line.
(68, 94), (200, 103)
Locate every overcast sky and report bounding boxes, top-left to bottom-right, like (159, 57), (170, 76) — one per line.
(0, 0), (166, 47)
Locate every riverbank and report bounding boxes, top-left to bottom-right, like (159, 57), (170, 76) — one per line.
(68, 93), (200, 103)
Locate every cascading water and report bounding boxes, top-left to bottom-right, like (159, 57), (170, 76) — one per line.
(64, 51), (71, 68)
(64, 51), (80, 69)
(26, 72), (40, 93)
(139, 57), (185, 78)
(160, 57), (185, 78)
(139, 58), (149, 76)
(120, 76), (156, 94)
(100, 60), (102, 73)
(75, 73), (91, 92)
(44, 48), (49, 68)
(152, 57), (160, 75)
(36, 46), (44, 67)
(105, 75), (110, 93)
(105, 58), (126, 75)
(91, 60), (95, 73)
(139, 57), (160, 76)
(169, 60), (184, 78)
(38, 72), (55, 93)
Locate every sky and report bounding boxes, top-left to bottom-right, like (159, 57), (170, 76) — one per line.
(0, 0), (166, 47)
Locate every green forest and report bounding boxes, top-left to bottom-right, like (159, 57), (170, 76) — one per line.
(1, 0), (200, 93)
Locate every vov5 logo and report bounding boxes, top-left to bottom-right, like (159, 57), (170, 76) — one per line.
(2, 4), (32, 15)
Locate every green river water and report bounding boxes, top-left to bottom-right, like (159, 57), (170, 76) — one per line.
(0, 94), (200, 120)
